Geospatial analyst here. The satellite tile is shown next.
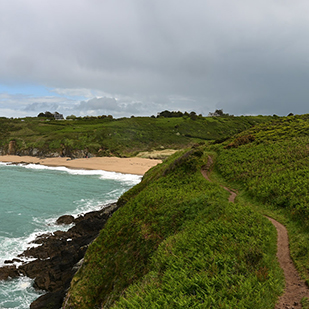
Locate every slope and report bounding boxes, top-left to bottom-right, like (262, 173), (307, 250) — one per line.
(213, 113), (309, 300)
(0, 115), (272, 157)
(63, 147), (283, 308)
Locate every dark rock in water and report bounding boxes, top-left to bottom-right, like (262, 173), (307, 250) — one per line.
(4, 258), (22, 264)
(0, 265), (19, 280)
(30, 289), (65, 309)
(56, 215), (74, 225)
(0, 202), (120, 309)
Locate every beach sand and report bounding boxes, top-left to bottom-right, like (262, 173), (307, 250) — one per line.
(0, 155), (162, 175)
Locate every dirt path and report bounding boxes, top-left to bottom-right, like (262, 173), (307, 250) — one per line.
(201, 156), (237, 203)
(266, 217), (309, 308)
(201, 156), (309, 308)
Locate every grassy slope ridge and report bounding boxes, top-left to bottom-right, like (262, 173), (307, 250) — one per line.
(214, 114), (309, 284)
(63, 148), (283, 308)
(0, 115), (272, 157)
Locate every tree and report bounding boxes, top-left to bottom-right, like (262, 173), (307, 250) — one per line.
(215, 109), (224, 116)
(189, 111), (197, 120)
(157, 110), (185, 118)
(37, 111), (54, 118)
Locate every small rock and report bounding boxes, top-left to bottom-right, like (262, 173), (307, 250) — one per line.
(4, 260), (13, 264)
(4, 258), (22, 264)
(0, 265), (19, 280)
(56, 215), (74, 225)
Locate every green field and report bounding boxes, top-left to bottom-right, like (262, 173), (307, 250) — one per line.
(0, 115), (272, 157)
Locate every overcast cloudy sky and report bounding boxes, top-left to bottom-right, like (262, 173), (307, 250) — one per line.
(1, 0), (309, 118)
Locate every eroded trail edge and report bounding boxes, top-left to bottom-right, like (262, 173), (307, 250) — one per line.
(202, 156), (309, 309)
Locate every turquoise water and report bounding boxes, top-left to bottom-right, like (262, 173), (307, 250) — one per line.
(0, 162), (141, 309)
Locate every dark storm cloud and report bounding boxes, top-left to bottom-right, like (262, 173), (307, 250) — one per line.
(1, 0), (309, 117)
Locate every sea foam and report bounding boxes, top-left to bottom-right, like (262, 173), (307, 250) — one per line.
(3, 162), (142, 185)
(0, 276), (44, 309)
(0, 161), (141, 307)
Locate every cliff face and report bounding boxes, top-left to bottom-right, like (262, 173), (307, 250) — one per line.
(8, 140), (16, 155)
(0, 143), (93, 159)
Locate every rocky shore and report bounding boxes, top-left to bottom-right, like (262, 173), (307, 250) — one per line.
(0, 202), (120, 309)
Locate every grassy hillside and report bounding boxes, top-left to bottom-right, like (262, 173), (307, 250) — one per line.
(11, 112), (309, 308)
(213, 114), (309, 284)
(63, 147), (283, 308)
(0, 115), (272, 157)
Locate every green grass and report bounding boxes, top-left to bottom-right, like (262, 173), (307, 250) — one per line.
(63, 147), (283, 308)
(7, 112), (304, 307)
(213, 113), (309, 282)
(0, 115), (273, 157)
(111, 204), (282, 309)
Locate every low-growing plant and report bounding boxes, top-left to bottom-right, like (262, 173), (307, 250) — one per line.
(214, 114), (309, 281)
(0, 115), (272, 157)
(63, 147), (283, 308)
(111, 203), (282, 309)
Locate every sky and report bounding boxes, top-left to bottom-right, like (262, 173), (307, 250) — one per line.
(1, 0), (309, 118)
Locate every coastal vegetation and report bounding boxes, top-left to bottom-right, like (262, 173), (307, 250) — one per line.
(214, 114), (309, 284)
(0, 113), (272, 157)
(63, 148), (283, 308)
(4, 112), (309, 307)
(62, 113), (309, 308)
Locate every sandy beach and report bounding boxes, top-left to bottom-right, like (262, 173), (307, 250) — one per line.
(0, 155), (162, 175)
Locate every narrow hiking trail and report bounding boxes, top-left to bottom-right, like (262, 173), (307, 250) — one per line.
(201, 156), (309, 309)
(267, 217), (309, 309)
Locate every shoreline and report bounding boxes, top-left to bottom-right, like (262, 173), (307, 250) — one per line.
(0, 155), (162, 175)
(0, 155), (162, 308)
(0, 202), (121, 309)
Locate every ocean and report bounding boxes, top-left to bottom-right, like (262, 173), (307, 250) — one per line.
(0, 162), (141, 309)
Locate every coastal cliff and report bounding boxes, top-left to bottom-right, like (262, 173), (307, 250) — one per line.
(0, 144), (93, 159)
(2, 114), (309, 308)
(0, 115), (272, 159)
(61, 147), (283, 308)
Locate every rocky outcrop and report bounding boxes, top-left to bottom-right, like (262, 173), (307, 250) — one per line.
(30, 290), (65, 309)
(13, 149), (94, 158)
(8, 140), (16, 155)
(56, 215), (75, 225)
(0, 265), (19, 280)
(0, 143), (94, 158)
(0, 202), (120, 309)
